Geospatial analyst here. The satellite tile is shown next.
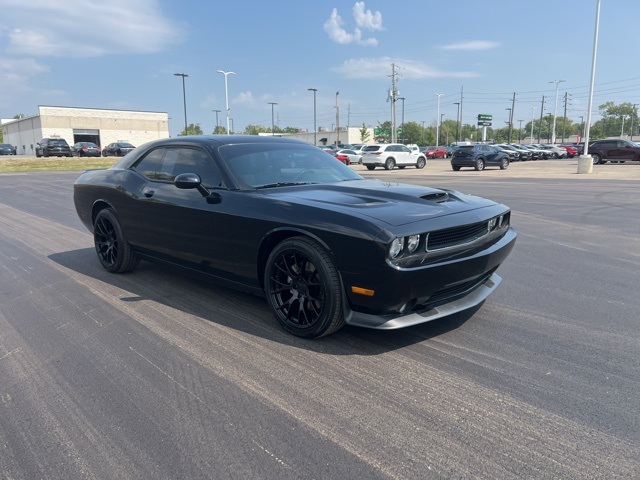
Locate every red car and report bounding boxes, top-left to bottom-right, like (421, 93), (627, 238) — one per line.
(334, 152), (351, 165)
(422, 146), (448, 159)
(561, 144), (578, 158)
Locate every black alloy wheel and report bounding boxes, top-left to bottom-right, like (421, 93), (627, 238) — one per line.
(265, 237), (345, 338)
(93, 209), (138, 273)
(475, 158), (485, 171)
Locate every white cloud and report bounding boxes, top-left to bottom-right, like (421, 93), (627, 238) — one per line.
(323, 2), (382, 47)
(438, 40), (500, 51)
(353, 2), (382, 31)
(0, 57), (49, 81)
(0, 0), (184, 57)
(331, 57), (481, 80)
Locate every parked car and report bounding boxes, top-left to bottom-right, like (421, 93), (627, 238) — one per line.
(71, 142), (101, 157)
(35, 138), (72, 157)
(560, 143), (578, 158)
(102, 142), (136, 157)
(538, 145), (567, 159)
(588, 139), (640, 164)
(507, 144), (533, 161)
(334, 149), (362, 165)
(73, 135), (516, 338)
(422, 146), (448, 159)
(451, 144), (510, 171)
(496, 144), (522, 161)
(361, 143), (427, 170)
(0, 143), (17, 155)
(517, 144), (546, 160)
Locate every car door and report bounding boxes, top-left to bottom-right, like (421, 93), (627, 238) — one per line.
(615, 140), (635, 161)
(132, 146), (237, 279)
(396, 145), (413, 165)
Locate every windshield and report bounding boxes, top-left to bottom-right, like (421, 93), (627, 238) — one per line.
(219, 142), (363, 189)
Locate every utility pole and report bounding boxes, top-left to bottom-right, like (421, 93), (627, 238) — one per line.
(508, 92), (516, 143)
(459, 85), (464, 141)
(518, 120), (523, 143)
(538, 100), (544, 143)
(630, 104), (638, 141)
(530, 107), (536, 144)
(388, 64), (400, 143)
(398, 97), (405, 143)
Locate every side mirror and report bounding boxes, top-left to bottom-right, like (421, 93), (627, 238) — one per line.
(174, 173), (220, 203)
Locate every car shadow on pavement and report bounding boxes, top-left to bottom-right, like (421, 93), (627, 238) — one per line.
(49, 248), (478, 356)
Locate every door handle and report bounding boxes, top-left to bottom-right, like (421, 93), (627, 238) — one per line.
(143, 189), (155, 198)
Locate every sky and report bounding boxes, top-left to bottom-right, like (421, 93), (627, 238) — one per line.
(1, 0), (639, 138)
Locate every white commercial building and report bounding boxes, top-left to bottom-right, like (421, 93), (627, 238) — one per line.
(1, 105), (169, 155)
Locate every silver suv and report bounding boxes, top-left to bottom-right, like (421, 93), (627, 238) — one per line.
(361, 143), (427, 170)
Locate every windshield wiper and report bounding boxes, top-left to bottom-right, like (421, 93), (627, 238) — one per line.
(255, 182), (314, 189)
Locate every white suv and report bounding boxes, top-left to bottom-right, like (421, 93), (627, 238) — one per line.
(361, 143), (427, 170)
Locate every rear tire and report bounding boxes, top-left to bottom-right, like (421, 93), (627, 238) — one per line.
(93, 209), (138, 273)
(475, 158), (485, 171)
(591, 153), (602, 165)
(452, 165), (461, 171)
(500, 158), (509, 170)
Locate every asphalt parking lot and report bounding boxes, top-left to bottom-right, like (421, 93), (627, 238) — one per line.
(0, 161), (638, 478)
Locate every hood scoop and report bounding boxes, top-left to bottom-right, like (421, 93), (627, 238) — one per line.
(420, 192), (449, 203)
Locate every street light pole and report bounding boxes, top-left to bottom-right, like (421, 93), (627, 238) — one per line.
(549, 79), (566, 144)
(440, 114), (444, 146)
(268, 102), (277, 136)
(307, 88), (317, 145)
(530, 107), (536, 144)
(173, 73), (188, 136)
(398, 97), (405, 142)
(518, 120), (523, 143)
(217, 70), (236, 134)
(505, 107), (512, 143)
(435, 93), (443, 147)
(621, 115), (627, 138)
(212, 109), (221, 134)
(335, 91), (340, 146)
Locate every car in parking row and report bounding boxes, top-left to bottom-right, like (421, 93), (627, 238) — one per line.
(451, 144), (510, 171)
(361, 143), (427, 170)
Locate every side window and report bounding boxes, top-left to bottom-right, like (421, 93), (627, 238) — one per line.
(134, 148), (168, 181)
(170, 148), (224, 187)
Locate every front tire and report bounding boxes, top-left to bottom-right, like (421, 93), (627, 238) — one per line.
(416, 157), (426, 169)
(265, 237), (345, 338)
(500, 158), (509, 170)
(475, 158), (485, 171)
(366, 165), (375, 170)
(452, 165), (461, 171)
(93, 209), (138, 273)
(591, 153), (602, 165)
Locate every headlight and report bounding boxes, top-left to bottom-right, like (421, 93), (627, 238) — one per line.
(389, 238), (403, 258)
(406, 235), (420, 253)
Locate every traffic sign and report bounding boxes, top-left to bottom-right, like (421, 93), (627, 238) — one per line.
(478, 114), (493, 121)
(478, 121), (492, 126)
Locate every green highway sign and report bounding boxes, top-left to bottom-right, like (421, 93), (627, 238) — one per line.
(478, 114), (493, 121)
(478, 121), (492, 126)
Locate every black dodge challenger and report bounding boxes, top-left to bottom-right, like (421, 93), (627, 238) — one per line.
(74, 135), (516, 338)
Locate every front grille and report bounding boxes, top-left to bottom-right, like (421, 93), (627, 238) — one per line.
(427, 221), (489, 251)
(418, 269), (496, 309)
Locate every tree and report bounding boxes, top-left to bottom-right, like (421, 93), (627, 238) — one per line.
(243, 124), (269, 135)
(598, 101), (638, 138)
(374, 121), (392, 143)
(213, 125), (227, 134)
(180, 123), (203, 136)
(359, 123), (371, 143)
(398, 121), (422, 144)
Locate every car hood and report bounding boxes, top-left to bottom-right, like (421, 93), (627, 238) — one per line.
(263, 179), (499, 227)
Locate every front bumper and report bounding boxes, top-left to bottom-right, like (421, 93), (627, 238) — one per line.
(344, 272), (501, 329)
